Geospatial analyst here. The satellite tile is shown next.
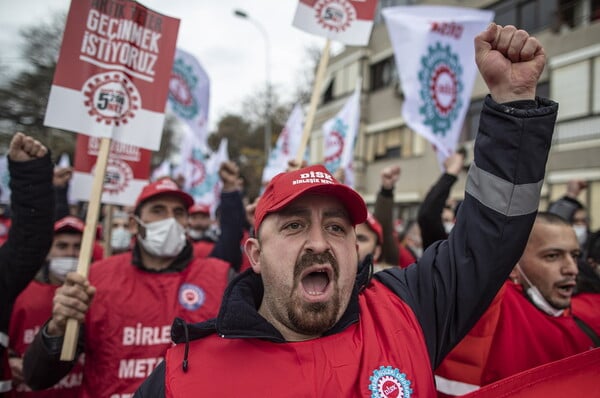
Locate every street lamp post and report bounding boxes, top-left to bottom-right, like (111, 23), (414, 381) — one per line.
(233, 9), (272, 159)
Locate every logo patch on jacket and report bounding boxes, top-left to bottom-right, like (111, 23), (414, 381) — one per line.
(369, 366), (412, 398)
(178, 283), (206, 310)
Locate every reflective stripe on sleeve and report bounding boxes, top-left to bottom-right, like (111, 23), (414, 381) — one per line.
(0, 379), (11, 393)
(466, 163), (543, 217)
(435, 375), (480, 396)
(0, 331), (7, 348)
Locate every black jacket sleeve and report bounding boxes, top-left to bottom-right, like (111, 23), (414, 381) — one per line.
(54, 183), (71, 221)
(133, 361), (166, 398)
(417, 173), (457, 249)
(0, 152), (54, 338)
(209, 190), (245, 271)
(375, 96), (558, 369)
(22, 322), (84, 390)
(374, 187), (399, 265)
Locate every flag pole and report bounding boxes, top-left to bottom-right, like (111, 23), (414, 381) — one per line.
(294, 39), (331, 166)
(60, 137), (111, 361)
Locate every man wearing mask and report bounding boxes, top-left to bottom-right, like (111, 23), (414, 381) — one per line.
(107, 209), (134, 254)
(22, 162), (245, 398)
(548, 179), (590, 250)
(8, 216), (85, 397)
(435, 212), (599, 397)
(418, 150), (466, 250)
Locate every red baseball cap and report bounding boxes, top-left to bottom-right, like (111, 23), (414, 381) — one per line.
(189, 203), (211, 215)
(364, 212), (383, 244)
(254, 164), (367, 232)
(135, 178), (194, 210)
(54, 216), (85, 234)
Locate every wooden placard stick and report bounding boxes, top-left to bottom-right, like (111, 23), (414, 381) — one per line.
(60, 137), (111, 361)
(294, 39), (331, 167)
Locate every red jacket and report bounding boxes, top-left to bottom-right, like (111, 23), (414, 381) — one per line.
(164, 281), (435, 397)
(9, 281), (82, 397)
(435, 282), (599, 396)
(80, 252), (230, 398)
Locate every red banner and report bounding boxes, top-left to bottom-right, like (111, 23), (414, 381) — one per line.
(463, 348), (600, 398)
(72, 135), (152, 206)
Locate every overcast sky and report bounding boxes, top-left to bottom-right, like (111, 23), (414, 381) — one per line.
(0, 0), (341, 130)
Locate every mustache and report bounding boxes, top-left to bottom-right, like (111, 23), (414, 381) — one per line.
(294, 251), (339, 280)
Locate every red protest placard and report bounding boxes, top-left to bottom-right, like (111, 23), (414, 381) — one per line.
(292, 0), (378, 46)
(44, 0), (179, 150)
(72, 135), (152, 206)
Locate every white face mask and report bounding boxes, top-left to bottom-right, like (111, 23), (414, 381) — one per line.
(573, 225), (588, 246)
(111, 226), (132, 250)
(516, 265), (564, 317)
(187, 228), (204, 240)
(443, 222), (455, 235)
(49, 257), (79, 282)
(410, 246), (423, 259)
(136, 217), (186, 258)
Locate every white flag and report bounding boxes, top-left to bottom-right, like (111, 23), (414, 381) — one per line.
(262, 104), (305, 183)
(167, 48), (210, 151)
(151, 159), (172, 182)
(322, 80), (361, 187)
(293, 0), (379, 46)
(185, 139), (229, 213)
(382, 6), (493, 166)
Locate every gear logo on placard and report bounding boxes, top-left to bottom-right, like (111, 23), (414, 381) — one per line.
(102, 158), (133, 195)
(83, 72), (140, 126)
(168, 57), (199, 120)
(315, 0), (355, 33)
(178, 283), (206, 311)
(418, 43), (463, 136)
(368, 366), (412, 398)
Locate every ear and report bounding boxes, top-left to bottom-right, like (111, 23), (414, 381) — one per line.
(244, 237), (262, 274)
(509, 263), (521, 284)
(373, 244), (382, 263)
(128, 216), (138, 234)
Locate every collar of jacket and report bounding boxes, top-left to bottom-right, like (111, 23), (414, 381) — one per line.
(131, 240), (193, 273)
(171, 255), (374, 344)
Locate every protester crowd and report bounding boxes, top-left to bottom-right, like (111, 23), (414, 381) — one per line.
(0, 23), (598, 398)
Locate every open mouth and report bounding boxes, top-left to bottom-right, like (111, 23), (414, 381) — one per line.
(556, 281), (576, 297)
(301, 267), (332, 297)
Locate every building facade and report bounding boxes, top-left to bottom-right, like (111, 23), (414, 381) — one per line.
(309, 0), (600, 229)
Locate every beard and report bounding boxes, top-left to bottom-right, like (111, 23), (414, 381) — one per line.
(286, 252), (341, 336)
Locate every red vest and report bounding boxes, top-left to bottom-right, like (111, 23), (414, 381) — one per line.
(9, 281), (83, 397)
(571, 292), (600, 335)
(436, 283), (599, 396)
(81, 253), (230, 398)
(164, 281), (436, 397)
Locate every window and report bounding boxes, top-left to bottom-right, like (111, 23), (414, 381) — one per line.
(323, 80), (334, 104)
(552, 60), (590, 119)
(374, 146), (401, 161)
(370, 56), (397, 91)
(487, 0), (558, 32)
